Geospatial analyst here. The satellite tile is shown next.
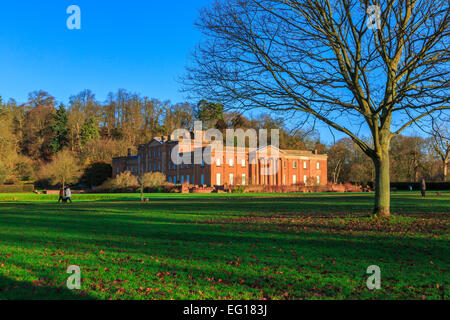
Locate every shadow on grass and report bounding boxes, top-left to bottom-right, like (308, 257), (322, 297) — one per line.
(0, 275), (93, 300)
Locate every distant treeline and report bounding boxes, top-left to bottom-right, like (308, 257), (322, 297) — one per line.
(0, 89), (447, 188)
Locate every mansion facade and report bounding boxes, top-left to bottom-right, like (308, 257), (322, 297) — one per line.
(112, 132), (328, 187)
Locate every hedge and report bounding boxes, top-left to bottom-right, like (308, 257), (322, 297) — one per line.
(0, 184), (35, 193)
(367, 181), (450, 191)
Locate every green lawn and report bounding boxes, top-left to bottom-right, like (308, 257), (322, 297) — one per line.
(0, 192), (448, 300)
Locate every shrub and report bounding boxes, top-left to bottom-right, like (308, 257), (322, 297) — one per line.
(232, 186), (245, 193)
(0, 184), (34, 193)
(81, 161), (112, 187)
(96, 171), (139, 192)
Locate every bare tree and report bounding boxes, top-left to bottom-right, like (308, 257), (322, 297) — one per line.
(430, 118), (449, 181)
(40, 150), (81, 189)
(138, 172), (166, 202)
(185, 0), (449, 217)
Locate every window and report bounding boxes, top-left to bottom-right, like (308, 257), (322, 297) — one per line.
(241, 159), (246, 167)
(174, 176), (177, 184)
(201, 159), (205, 167)
(229, 173), (234, 185)
(158, 162), (161, 171)
(293, 175), (297, 185)
(201, 174), (205, 185)
(181, 176), (184, 184)
(153, 163), (156, 171)
(168, 176), (172, 183)
(284, 161), (286, 168)
(304, 161), (307, 169)
(304, 175), (308, 185)
(229, 158), (234, 167)
(216, 173), (221, 185)
(216, 158), (221, 166)
(187, 175), (190, 184)
(293, 161), (297, 169)
(242, 174), (246, 185)
(283, 174), (286, 185)
(159, 148), (161, 157)
(316, 162), (320, 170)
(317, 175), (320, 185)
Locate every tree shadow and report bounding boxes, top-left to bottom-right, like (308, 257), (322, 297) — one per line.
(0, 275), (93, 300)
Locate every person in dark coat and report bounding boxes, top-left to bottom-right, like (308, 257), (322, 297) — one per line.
(57, 187), (65, 203)
(420, 179), (426, 198)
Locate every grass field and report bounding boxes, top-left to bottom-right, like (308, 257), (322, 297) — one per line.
(0, 192), (448, 300)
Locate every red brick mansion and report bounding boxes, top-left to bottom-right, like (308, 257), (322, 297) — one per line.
(112, 132), (328, 187)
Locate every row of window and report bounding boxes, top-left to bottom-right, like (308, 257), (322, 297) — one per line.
(143, 157), (321, 171)
(215, 158), (246, 167)
(213, 159), (321, 170)
(291, 161), (320, 170)
(291, 175), (320, 185)
(168, 174), (206, 185)
(215, 173), (246, 186)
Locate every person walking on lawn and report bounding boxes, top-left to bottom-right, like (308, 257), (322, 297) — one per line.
(420, 179), (426, 198)
(65, 186), (72, 204)
(57, 187), (65, 203)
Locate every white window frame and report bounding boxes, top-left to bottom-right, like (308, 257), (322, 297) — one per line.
(316, 162), (320, 170)
(293, 174), (297, 185)
(229, 173), (234, 185)
(216, 173), (221, 185)
(242, 174), (246, 185)
(304, 161), (307, 169)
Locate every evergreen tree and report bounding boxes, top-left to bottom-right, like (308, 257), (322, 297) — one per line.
(80, 117), (100, 146)
(50, 104), (69, 153)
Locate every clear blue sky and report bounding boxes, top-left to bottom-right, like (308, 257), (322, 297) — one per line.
(1, 0), (423, 143)
(0, 0), (210, 105)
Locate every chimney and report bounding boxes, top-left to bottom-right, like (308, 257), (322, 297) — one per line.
(127, 148), (132, 157)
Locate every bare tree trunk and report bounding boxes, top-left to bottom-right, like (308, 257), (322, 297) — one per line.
(444, 158), (448, 182)
(373, 148), (390, 218)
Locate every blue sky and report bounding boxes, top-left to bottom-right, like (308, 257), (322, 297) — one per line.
(1, 0), (424, 143)
(0, 0), (210, 105)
